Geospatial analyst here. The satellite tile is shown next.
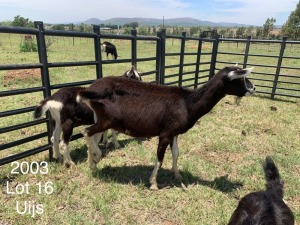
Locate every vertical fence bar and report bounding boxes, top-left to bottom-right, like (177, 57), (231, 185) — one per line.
(243, 36), (251, 68)
(271, 37), (287, 99)
(194, 34), (203, 89)
(93, 25), (103, 79)
(131, 29), (137, 68)
(158, 29), (166, 85)
(209, 37), (219, 79)
(34, 21), (53, 159)
(155, 33), (162, 84)
(178, 32), (186, 87)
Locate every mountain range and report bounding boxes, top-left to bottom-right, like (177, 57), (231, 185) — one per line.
(81, 17), (254, 27)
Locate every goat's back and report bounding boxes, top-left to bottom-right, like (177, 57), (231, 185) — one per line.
(79, 77), (193, 137)
(35, 87), (94, 125)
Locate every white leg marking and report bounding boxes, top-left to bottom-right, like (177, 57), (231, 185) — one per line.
(60, 141), (75, 167)
(51, 123), (63, 162)
(93, 132), (102, 145)
(82, 129), (102, 170)
(171, 136), (182, 180)
(112, 130), (120, 149)
(101, 130), (108, 146)
(149, 158), (161, 190)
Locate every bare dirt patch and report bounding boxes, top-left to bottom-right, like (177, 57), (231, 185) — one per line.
(3, 69), (40, 87)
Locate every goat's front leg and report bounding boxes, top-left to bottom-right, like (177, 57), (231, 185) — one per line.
(60, 122), (75, 167)
(170, 135), (182, 180)
(149, 136), (170, 190)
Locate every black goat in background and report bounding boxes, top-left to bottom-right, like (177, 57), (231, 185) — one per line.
(101, 41), (118, 60)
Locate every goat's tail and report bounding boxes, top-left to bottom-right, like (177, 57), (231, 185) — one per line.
(33, 100), (49, 119)
(263, 156), (284, 198)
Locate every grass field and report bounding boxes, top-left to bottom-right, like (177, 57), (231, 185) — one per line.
(0, 32), (300, 225)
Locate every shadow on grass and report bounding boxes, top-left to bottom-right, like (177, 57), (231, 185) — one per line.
(92, 165), (242, 193)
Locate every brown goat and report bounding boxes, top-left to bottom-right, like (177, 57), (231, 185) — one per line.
(77, 66), (255, 189)
(34, 66), (141, 166)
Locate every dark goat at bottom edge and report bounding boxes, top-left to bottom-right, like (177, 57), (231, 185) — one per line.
(228, 156), (294, 225)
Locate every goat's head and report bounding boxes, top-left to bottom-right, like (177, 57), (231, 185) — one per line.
(218, 66), (255, 97)
(123, 65), (142, 81)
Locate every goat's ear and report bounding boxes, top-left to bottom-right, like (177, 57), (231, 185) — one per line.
(228, 67), (254, 80)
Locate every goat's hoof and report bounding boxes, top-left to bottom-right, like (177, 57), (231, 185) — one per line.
(150, 183), (159, 190)
(64, 160), (75, 168)
(174, 172), (183, 181)
(114, 142), (121, 149)
(93, 152), (102, 163)
(88, 161), (97, 170)
(53, 154), (63, 163)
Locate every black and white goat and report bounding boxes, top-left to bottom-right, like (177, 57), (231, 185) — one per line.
(228, 156), (294, 225)
(101, 41), (118, 60)
(34, 66), (141, 166)
(77, 66), (255, 189)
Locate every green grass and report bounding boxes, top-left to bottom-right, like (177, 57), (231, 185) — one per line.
(0, 33), (300, 224)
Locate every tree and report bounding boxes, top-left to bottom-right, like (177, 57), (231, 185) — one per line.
(255, 27), (264, 38)
(51, 24), (65, 30)
(246, 26), (254, 37)
(138, 26), (148, 35)
(124, 22), (139, 29)
(281, 1), (300, 40)
(262, 17), (276, 38)
(236, 26), (246, 38)
(12, 15), (33, 27)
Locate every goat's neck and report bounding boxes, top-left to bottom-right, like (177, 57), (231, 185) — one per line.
(187, 77), (226, 122)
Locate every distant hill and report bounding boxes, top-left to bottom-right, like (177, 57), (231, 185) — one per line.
(81, 17), (252, 27)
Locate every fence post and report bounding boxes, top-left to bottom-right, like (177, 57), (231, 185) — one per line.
(194, 34), (203, 89)
(209, 36), (219, 79)
(34, 21), (53, 160)
(155, 31), (162, 84)
(131, 29), (137, 68)
(158, 29), (166, 85)
(271, 37), (287, 99)
(178, 32), (186, 87)
(93, 25), (103, 79)
(243, 36), (251, 68)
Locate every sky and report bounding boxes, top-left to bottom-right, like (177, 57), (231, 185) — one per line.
(0, 0), (298, 26)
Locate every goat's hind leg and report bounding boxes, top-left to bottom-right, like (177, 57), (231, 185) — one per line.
(51, 122), (63, 162)
(60, 121), (76, 167)
(82, 123), (107, 170)
(170, 135), (182, 180)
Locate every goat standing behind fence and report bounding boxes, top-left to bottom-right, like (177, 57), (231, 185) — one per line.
(77, 66), (255, 189)
(101, 41), (118, 60)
